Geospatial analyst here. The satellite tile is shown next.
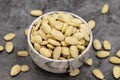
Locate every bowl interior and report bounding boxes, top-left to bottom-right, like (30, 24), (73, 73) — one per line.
(27, 11), (93, 62)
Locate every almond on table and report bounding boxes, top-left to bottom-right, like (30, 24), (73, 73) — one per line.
(0, 45), (4, 51)
(4, 33), (16, 41)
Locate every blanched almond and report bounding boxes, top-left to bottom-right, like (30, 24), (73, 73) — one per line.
(70, 46), (78, 58)
(92, 69), (104, 79)
(88, 20), (96, 29)
(5, 42), (14, 53)
(65, 26), (73, 36)
(103, 40), (111, 50)
(113, 66), (120, 79)
(17, 51), (29, 57)
(41, 23), (51, 34)
(84, 58), (93, 66)
(62, 47), (70, 56)
(109, 56), (120, 64)
(21, 65), (30, 72)
(48, 39), (60, 46)
(39, 47), (52, 58)
(101, 4), (109, 14)
(65, 37), (78, 45)
(96, 51), (110, 58)
(53, 47), (62, 59)
(51, 29), (64, 41)
(93, 39), (102, 50)
(30, 10), (42, 16)
(0, 45), (4, 51)
(4, 33), (15, 41)
(10, 64), (21, 76)
(116, 50), (120, 57)
(31, 35), (42, 43)
(69, 69), (80, 76)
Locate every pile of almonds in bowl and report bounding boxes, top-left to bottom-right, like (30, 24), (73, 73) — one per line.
(29, 11), (92, 60)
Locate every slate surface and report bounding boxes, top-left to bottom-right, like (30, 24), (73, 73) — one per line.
(0, 0), (120, 80)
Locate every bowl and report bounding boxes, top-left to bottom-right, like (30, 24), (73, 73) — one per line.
(27, 11), (93, 73)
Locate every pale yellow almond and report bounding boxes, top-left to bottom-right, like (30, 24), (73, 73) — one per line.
(78, 39), (86, 45)
(113, 66), (120, 79)
(48, 39), (60, 46)
(72, 18), (82, 24)
(93, 39), (102, 50)
(96, 51), (110, 58)
(35, 19), (41, 31)
(116, 50), (120, 57)
(84, 34), (90, 41)
(65, 26), (74, 36)
(34, 43), (41, 51)
(61, 41), (68, 46)
(21, 65), (30, 72)
(0, 45), (4, 51)
(5, 42), (13, 53)
(31, 35), (42, 43)
(51, 29), (64, 41)
(109, 56), (120, 64)
(84, 58), (93, 66)
(53, 21), (63, 30)
(10, 64), (21, 76)
(17, 51), (29, 57)
(68, 21), (80, 27)
(53, 47), (62, 59)
(47, 44), (54, 49)
(62, 47), (70, 56)
(70, 46), (78, 58)
(30, 10), (42, 16)
(88, 20), (96, 29)
(77, 45), (85, 50)
(25, 29), (28, 36)
(73, 32), (84, 40)
(4, 33), (16, 41)
(101, 4), (109, 14)
(65, 37), (78, 45)
(92, 69), (104, 79)
(38, 29), (47, 40)
(80, 24), (90, 35)
(40, 41), (48, 45)
(62, 23), (68, 33)
(69, 69), (80, 76)
(41, 23), (51, 34)
(39, 47), (52, 57)
(46, 34), (53, 39)
(103, 40), (111, 50)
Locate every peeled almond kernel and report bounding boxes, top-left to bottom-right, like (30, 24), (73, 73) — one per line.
(84, 58), (93, 66)
(113, 66), (120, 79)
(69, 69), (80, 76)
(39, 48), (52, 58)
(0, 45), (4, 51)
(88, 20), (96, 29)
(17, 51), (29, 57)
(4, 33), (16, 41)
(96, 51), (110, 58)
(101, 4), (109, 14)
(103, 40), (111, 50)
(116, 50), (120, 57)
(109, 56), (120, 64)
(5, 42), (14, 53)
(70, 46), (78, 58)
(92, 69), (104, 79)
(93, 39), (102, 50)
(21, 65), (30, 72)
(53, 47), (62, 60)
(10, 64), (21, 76)
(30, 10), (42, 16)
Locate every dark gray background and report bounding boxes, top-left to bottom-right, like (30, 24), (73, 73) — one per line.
(0, 0), (120, 80)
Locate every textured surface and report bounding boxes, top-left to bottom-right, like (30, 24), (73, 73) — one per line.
(0, 0), (120, 80)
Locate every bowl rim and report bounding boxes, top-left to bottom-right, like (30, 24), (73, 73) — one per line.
(27, 11), (93, 62)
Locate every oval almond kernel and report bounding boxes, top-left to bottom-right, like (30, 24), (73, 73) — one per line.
(4, 33), (16, 41)
(65, 37), (78, 45)
(70, 46), (78, 58)
(93, 39), (102, 50)
(53, 47), (62, 60)
(92, 69), (104, 79)
(80, 24), (90, 35)
(40, 41), (48, 46)
(61, 41), (68, 46)
(88, 20), (96, 30)
(116, 50), (120, 57)
(10, 64), (21, 76)
(41, 23), (51, 34)
(17, 51), (29, 57)
(62, 23), (68, 33)
(5, 42), (14, 53)
(51, 29), (64, 41)
(69, 69), (80, 77)
(31, 35), (42, 44)
(84, 58), (93, 66)
(39, 47), (52, 58)
(62, 47), (70, 56)
(0, 45), (4, 51)
(48, 39), (60, 46)
(73, 32), (84, 40)
(65, 26), (74, 36)
(25, 29), (28, 36)
(96, 51), (110, 58)
(47, 44), (54, 49)
(21, 65), (30, 72)
(109, 56), (120, 64)
(103, 40), (111, 50)
(34, 43), (41, 51)
(101, 4), (109, 14)
(30, 10), (42, 16)
(113, 66), (120, 79)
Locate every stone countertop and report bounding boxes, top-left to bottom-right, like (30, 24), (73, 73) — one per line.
(0, 0), (120, 80)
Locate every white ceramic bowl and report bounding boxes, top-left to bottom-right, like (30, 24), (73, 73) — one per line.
(27, 11), (93, 73)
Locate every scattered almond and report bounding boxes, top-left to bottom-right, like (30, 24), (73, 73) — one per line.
(10, 64), (21, 76)
(4, 33), (15, 41)
(92, 69), (104, 79)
